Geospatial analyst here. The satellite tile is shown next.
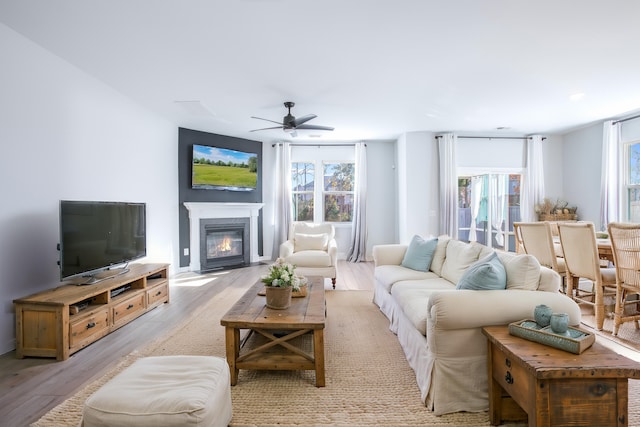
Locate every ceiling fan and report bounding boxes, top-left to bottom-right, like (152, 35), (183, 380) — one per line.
(250, 101), (334, 137)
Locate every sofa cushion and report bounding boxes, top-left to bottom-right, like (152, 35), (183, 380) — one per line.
(294, 233), (329, 252)
(391, 279), (456, 335)
(497, 252), (541, 291)
(456, 252), (507, 291)
(375, 265), (438, 293)
(285, 250), (332, 267)
(401, 235), (438, 272)
(429, 235), (451, 276)
(440, 240), (484, 284)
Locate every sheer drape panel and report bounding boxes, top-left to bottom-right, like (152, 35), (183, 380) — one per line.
(521, 135), (545, 222)
(347, 142), (367, 262)
(438, 133), (458, 238)
(600, 120), (620, 230)
(491, 175), (507, 246)
(271, 142), (292, 260)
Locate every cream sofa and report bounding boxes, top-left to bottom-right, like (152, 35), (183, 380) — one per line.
(373, 236), (581, 416)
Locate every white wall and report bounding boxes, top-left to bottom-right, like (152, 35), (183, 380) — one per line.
(396, 132), (438, 243)
(562, 124), (603, 226)
(0, 24), (178, 355)
(364, 140), (397, 256)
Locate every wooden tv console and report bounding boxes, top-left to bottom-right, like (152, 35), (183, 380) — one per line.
(14, 263), (170, 361)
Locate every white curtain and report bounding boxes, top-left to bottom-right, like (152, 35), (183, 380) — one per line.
(490, 175), (507, 246)
(347, 142), (367, 262)
(600, 120), (620, 230)
(438, 133), (458, 237)
(468, 176), (482, 242)
(271, 142), (292, 260)
(521, 135), (545, 222)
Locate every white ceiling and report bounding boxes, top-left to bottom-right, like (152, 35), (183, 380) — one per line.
(2, 0), (640, 143)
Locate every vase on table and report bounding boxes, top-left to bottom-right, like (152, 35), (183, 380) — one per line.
(534, 304), (553, 327)
(265, 286), (292, 309)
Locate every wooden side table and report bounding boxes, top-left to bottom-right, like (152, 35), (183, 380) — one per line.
(482, 325), (640, 427)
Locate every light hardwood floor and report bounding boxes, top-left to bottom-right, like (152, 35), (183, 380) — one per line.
(0, 260), (374, 427)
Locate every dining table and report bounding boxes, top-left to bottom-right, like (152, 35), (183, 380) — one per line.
(596, 238), (614, 263)
(553, 237), (614, 264)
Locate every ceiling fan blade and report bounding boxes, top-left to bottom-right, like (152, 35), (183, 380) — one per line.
(251, 116), (284, 125)
(292, 114), (317, 127)
(250, 126), (284, 132)
(295, 124), (335, 131)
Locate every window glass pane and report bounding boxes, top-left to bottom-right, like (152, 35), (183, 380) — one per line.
(292, 162), (314, 190)
(630, 144), (640, 185)
(324, 194), (353, 222)
(292, 194), (314, 221)
(629, 188), (640, 223)
(323, 163), (354, 191)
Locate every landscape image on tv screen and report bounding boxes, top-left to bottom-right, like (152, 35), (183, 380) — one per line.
(192, 144), (258, 191)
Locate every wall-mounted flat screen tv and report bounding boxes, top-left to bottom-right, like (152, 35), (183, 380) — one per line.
(192, 144), (258, 191)
(59, 200), (146, 283)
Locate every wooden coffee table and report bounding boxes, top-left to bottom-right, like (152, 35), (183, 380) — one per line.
(220, 277), (326, 387)
(483, 325), (640, 427)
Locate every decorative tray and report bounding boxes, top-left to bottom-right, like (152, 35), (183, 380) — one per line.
(508, 319), (595, 354)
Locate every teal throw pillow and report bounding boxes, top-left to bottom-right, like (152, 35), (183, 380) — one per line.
(456, 252), (507, 290)
(401, 235), (438, 272)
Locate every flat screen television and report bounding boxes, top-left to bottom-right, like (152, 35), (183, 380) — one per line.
(59, 200), (147, 284)
(192, 144), (258, 191)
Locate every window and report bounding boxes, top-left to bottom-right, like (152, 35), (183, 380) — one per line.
(458, 173), (521, 252)
(291, 162), (314, 221)
(291, 161), (355, 223)
(624, 142), (640, 222)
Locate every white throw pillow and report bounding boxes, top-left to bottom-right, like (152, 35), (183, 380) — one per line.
(294, 233), (329, 252)
(429, 235), (451, 276)
(497, 252), (541, 291)
(440, 240), (484, 284)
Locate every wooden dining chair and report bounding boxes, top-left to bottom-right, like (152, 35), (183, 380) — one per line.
(513, 222), (525, 254)
(558, 222), (616, 331)
(516, 222), (568, 292)
(606, 222), (640, 336)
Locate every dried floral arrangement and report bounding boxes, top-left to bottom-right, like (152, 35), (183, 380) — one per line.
(534, 198), (578, 220)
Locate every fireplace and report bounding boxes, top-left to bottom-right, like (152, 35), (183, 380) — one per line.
(200, 218), (250, 271)
(184, 202), (263, 272)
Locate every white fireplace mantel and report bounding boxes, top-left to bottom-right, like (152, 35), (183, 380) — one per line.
(184, 202), (264, 271)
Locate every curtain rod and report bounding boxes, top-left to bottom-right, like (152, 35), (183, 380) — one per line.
(435, 135), (546, 141)
(271, 143), (366, 147)
(612, 114), (640, 125)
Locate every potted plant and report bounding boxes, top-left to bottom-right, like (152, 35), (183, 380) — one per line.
(261, 258), (306, 309)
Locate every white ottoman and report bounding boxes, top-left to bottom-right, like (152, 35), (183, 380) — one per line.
(83, 356), (232, 427)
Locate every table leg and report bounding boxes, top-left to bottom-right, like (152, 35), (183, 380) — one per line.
(487, 342), (502, 426)
(225, 327), (240, 385)
(313, 328), (325, 387)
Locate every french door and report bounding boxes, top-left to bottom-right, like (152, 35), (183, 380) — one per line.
(458, 173), (521, 252)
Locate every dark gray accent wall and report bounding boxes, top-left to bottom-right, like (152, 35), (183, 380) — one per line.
(178, 127), (263, 268)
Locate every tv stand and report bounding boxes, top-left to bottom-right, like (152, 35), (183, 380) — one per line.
(14, 263), (169, 360)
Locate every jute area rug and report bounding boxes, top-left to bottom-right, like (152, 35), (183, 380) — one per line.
(32, 283), (640, 427)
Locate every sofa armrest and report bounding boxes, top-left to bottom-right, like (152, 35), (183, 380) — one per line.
(328, 238), (338, 264)
(279, 240), (294, 258)
(427, 290), (581, 331)
(372, 244), (408, 267)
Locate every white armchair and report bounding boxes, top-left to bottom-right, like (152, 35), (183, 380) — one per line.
(279, 222), (338, 288)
